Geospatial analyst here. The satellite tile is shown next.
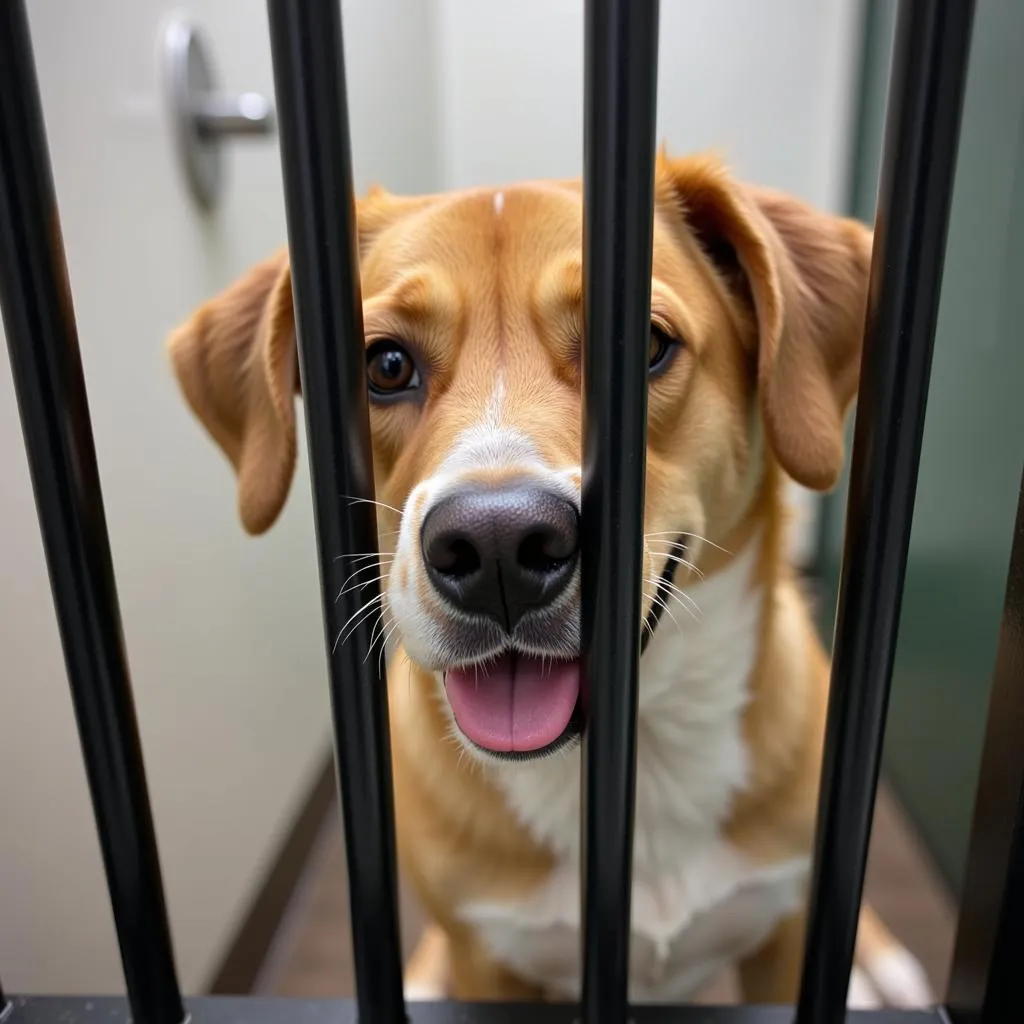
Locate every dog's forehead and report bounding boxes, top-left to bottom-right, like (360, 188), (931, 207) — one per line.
(388, 184), (583, 274)
(362, 182), (693, 308)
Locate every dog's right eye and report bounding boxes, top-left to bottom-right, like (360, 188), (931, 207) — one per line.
(648, 324), (681, 376)
(366, 339), (421, 399)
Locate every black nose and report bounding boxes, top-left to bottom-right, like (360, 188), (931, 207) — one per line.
(421, 486), (579, 631)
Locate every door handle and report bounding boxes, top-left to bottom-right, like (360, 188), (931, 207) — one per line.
(193, 92), (274, 139)
(161, 15), (276, 212)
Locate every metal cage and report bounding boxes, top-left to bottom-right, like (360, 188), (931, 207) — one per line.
(1, 0), (1020, 1022)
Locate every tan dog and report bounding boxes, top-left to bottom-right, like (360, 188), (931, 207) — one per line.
(168, 153), (933, 1008)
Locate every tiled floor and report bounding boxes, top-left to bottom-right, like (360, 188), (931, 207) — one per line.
(255, 782), (956, 1003)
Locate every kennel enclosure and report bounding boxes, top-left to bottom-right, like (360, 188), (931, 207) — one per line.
(2, 1), (1021, 1023)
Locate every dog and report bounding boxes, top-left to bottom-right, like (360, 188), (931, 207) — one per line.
(168, 152), (934, 1008)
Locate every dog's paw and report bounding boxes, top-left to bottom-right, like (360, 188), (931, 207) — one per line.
(404, 923), (450, 1001)
(864, 946), (935, 1007)
(847, 966), (882, 1009)
(848, 946), (934, 1009)
(403, 981), (447, 1002)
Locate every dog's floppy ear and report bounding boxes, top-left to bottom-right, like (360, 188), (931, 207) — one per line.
(167, 249), (297, 535)
(659, 153), (873, 491)
(166, 187), (434, 534)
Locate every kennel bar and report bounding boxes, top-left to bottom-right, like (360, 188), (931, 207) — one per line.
(945, 466), (1024, 1024)
(579, 1), (660, 1022)
(0, 4), (186, 1024)
(264, 1), (405, 1022)
(795, 1), (975, 1022)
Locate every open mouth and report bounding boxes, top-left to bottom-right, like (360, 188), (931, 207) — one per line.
(440, 536), (686, 761)
(444, 653), (582, 760)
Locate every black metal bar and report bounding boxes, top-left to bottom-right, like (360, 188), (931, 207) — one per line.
(0, 5), (185, 1023)
(0, 997), (950, 1024)
(579, 1), (660, 1020)
(945, 466), (1024, 1024)
(796, 1), (975, 1021)
(264, 2), (405, 1021)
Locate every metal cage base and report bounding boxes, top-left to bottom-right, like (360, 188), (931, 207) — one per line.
(3, 998), (945, 1024)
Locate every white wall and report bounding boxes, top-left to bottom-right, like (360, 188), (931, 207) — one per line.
(435, 0), (861, 206)
(0, 0), (440, 995)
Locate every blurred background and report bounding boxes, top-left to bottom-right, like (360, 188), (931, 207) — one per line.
(2, 0), (1022, 1004)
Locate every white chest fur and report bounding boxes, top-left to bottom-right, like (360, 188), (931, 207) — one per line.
(460, 841), (809, 1002)
(457, 538), (811, 1001)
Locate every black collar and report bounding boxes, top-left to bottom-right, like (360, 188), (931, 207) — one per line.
(639, 535), (686, 655)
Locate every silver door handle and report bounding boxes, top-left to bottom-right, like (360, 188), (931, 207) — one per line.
(161, 15), (276, 211)
(192, 92), (275, 139)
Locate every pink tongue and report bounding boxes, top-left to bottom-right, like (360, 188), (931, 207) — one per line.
(444, 655), (580, 753)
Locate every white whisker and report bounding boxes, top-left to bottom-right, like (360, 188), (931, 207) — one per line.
(334, 551), (396, 564)
(657, 576), (702, 618)
(378, 620), (401, 676)
(341, 494), (404, 516)
(644, 530), (731, 555)
(643, 585), (683, 634)
(647, 550), (704, 580)
(332, 593), (384, 652)
(337, 571), (391, 601)
(364, 609), (397, 667)
(335, 602), (384, 653)
(361, 611), (388, 665)
(645, 541), (704, 574)
(337, 559), (392, 591)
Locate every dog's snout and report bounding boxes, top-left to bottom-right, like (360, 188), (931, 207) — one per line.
(421, 486), (579, 630)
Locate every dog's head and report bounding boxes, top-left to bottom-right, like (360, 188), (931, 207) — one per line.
(168, 154), (871, 764)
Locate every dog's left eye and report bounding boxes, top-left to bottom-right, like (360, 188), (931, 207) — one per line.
(366, 340), (420, 397)
(648, 325), (680, 376)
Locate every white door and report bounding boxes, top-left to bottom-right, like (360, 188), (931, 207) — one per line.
(0, 0), (440, 994)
